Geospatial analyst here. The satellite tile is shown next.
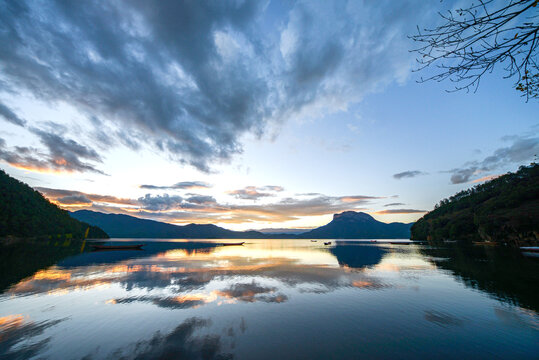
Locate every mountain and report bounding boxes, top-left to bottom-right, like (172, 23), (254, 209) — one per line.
(255, 228), (310, 235)
(70, 210), (270, 239)
(298, 211), (413, 239)
(0, 170), (108, 239)
(71, 210), (413, 239)
(411, 163), (539, 246)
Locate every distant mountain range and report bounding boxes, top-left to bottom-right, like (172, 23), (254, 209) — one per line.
(70, 210), (268, 239)
(70, 210), (412, 239)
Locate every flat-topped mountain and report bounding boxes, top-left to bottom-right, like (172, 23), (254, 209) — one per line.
(298, 211), (412, 239)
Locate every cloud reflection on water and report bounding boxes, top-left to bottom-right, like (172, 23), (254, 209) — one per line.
(4, 243), (401, 309)
(0, 242), (433, 359)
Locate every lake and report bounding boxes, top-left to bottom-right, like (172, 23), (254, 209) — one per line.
(1, 239), (538, 359)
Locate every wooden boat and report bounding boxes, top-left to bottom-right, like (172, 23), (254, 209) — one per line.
(324, 241), (331, 245)
(390, 242), (410, 245)
(473, 241), (498, 246)
(91, 244), (144, 251)
(220, 242), (245, 246)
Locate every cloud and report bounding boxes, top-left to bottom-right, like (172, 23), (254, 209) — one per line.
(471, 174), (501, 183)
(185, 195), (217, 205)
(384, 202), (405, 207)
(374, 209), (426, 214)
(56, 195), (92, 205)
(0, 1), (434, 171)
(140, 181), (212, 190)
(0, 101), (25, 126)
(36, 187), (137, 206)
(227, 186), (282, 200)
(0, 134), (105, 175)
(340, 195), (381, 203)
(138, 194), (184, 211)
(393, 170), (427, 179)
(262, 185), (284, 192)
(40, 185), (382, 224)
(449, 136), (538, 184)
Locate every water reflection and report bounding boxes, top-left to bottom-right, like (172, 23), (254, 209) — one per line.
(330, 241), (386, 269)
(129, 317), (233, 360)
(419, 244), (539, 312)
(0, 315), (66, 359)
(1, 240), (537, 359)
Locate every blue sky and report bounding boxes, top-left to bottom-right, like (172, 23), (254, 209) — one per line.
(0, 0), (537, 230)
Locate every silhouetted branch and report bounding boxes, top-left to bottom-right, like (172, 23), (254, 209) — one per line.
(411, 0), (539, 100)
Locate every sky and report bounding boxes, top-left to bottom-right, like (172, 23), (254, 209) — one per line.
(0, 0), (538, 231)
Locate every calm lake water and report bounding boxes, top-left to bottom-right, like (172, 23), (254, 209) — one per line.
(1, 239), (538, 359)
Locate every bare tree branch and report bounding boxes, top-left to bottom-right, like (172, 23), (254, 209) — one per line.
(411, 0), (539, 100)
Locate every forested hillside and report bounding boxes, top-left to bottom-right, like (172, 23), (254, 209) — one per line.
(0, 170), (108, 239)
(411, 164), (538, 246)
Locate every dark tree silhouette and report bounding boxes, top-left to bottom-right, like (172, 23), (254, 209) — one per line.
(411, 0), (539, 100)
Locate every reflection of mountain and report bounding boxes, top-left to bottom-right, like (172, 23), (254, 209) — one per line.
(420, 245), (539, 312)
(0, 239), (87, 292)
(300, 212), (412, 239)
(58, 241), (220, 268)
(329, 243), (386, 269)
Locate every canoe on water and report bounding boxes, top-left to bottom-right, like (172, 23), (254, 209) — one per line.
(91, 244), (144, 251)
(220, 242), (245, 246)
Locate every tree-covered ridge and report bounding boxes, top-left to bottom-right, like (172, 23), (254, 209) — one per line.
(411, 163), (539, 246)
(0, 170), (108, 239)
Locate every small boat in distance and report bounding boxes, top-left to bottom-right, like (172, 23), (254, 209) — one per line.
(473, 241), (498, 246)
(91, 244), (144, 251)
(389, 242), (410, 245)
(220, 242), (245, 246)
(324, 241), (331, 245)
(311, 240), (317, 242)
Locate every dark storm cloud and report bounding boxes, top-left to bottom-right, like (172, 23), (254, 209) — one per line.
(449, 136), (539, 184)
(393, 170), (427, 179)
(140, 181), (212, 190)
(0, 1), (430, 171)
(0, 101), (25, 126)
